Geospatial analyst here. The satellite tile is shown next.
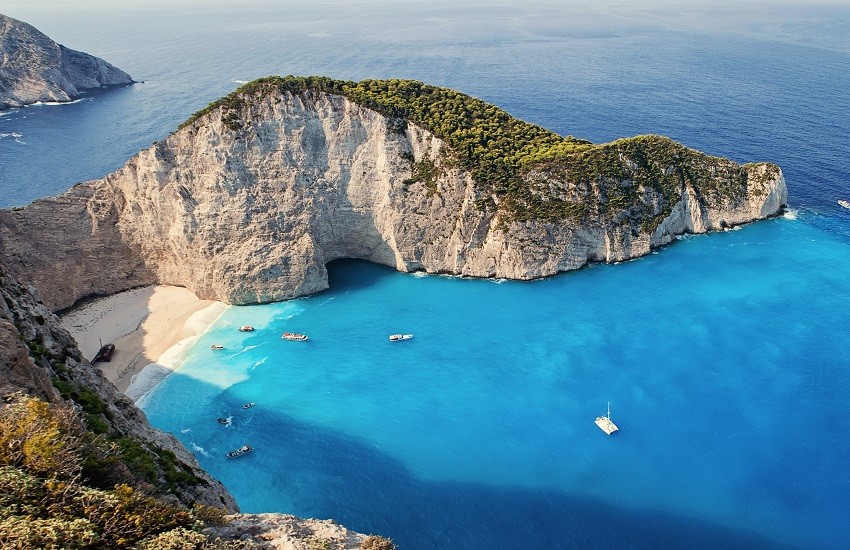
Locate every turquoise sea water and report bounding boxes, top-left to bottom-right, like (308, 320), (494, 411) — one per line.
(4, 2), (850, 548)
(142, 214), (850, 549)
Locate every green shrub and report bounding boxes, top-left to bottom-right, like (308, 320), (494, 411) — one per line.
(25, 338), (49, 359)
(51, 376), (74, 399)
(84, 412), (110, 435)
(76, 386), (107, 416)
(157, 447), (200, 489)
(0, 394), (83, 479)
(116, 437), (158, 484)
(0, 464), (235, 549)
(0, 514), (98, 549)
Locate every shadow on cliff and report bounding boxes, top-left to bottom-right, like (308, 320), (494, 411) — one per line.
(145, 372), (797, 550)
(325, 258), (398, 293)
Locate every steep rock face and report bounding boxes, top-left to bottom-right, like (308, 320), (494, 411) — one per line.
(0, 85), (786, 311)
(0, 13), (133, 110)
(0, 262), (236, 510)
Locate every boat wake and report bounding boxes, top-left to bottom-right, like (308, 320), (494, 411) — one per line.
(226, 342), (264, 360)
(0, 132), (25, 144)
(29, 98), (87, 107)
(783, 209), (799, 220)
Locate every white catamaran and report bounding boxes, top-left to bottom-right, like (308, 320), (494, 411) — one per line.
(594, 402), (619, 435)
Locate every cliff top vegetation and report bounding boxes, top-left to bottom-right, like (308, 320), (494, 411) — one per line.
(0, 393), (249, 549)
(179, 76), (777, 227)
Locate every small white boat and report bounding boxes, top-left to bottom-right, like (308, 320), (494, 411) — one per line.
(282, 332), (308, 341)
(242, 402), (255, 409)
(210, 344), (225, 350)
(225, 445), (253, 459)
(216, 417), (231, 426)
(238, 325), (255, 332)
(594, 402), (619, 435)
(839, 200), (850, 210)
(389, 333), (413, 341)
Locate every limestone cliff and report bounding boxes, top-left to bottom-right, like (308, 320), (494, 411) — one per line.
(0, 77), (786, 311)
(0, 13), (133, 110)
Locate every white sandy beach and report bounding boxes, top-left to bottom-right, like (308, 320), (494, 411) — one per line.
(60, 286), (228, 400)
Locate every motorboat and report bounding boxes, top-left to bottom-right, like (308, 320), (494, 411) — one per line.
(839, 200), (850, 210)
(216, 417), (231, 426)
(210, 344), (225, 350)
(389, 334), (413, 342)
(225, 445), (253, 459)
(238, 326), (255, 332)
(242, 402), (255, 409)
(282, 332), (308, 341)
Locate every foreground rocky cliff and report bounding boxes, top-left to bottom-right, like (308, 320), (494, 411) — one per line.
(0, 76), (786, 311)
(0, 13), (133, 110)
(0, 261), (382, 548)
(0, 261), (235, 510)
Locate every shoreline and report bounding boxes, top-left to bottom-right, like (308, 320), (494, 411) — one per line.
(60, 285), (229, 401)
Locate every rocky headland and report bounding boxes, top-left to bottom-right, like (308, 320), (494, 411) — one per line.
(0, 76), (785, 311)
(0, 13), (133, 110)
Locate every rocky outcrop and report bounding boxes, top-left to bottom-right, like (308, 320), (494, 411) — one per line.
(206, 514), (387, 549)
(0, 13), (133, 110)
(0, 80), (786, 311)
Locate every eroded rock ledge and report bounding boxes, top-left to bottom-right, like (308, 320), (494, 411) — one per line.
(0, 77), (786, 311)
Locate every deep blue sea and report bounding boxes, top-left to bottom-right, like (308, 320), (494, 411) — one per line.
(4, 2), (850, 548)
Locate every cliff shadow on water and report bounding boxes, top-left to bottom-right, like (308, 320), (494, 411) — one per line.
(145, 369), (794, 550)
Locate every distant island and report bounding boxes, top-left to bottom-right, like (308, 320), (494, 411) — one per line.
(0, 76), (786, 311)
(0, 14), (133, 110)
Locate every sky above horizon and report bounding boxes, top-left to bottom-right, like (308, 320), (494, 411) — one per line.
(3, 0), (850, 55)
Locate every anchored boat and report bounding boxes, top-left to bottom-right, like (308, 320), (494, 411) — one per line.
(594, 402), (619, 435)
(210, 344), (224, 350)
(225, 445), (253, 459)
(238, 325), (255, 332)
(282, 332), (308, 341)
(242, 402), (255, 409)
(839, 200), (850, 210)
(389, 334), (413, 341)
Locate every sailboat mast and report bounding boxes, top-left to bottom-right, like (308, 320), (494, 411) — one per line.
(607, 401), (611, 419)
